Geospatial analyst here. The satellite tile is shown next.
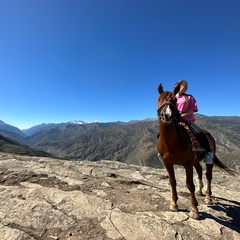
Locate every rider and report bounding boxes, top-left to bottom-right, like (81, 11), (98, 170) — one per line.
(174, 80), (198, 122)
(173, 80), (213, 164)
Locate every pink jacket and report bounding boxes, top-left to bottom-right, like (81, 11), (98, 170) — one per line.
(176, 94), (198, 122)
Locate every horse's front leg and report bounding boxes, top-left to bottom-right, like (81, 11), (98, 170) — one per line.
(185, 164), (200, 220)
(205, 163), (213, 205)
(164, 162), (178, 211)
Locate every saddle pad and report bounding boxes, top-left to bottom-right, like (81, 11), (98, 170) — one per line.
(179, 122), (205, 152)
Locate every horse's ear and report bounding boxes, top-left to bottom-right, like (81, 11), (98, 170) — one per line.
(158, 84), (164, 94)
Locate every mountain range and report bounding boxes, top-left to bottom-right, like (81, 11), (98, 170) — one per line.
(0, 114), (239, 171)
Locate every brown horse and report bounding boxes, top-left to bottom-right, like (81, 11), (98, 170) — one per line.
(156, 84), (234, 220)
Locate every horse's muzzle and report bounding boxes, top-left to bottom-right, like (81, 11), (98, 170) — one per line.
(160, 114), (173, 125)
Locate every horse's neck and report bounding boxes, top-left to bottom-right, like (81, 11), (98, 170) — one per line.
(159, 121), (180, 142)
(159, 120), (191, 156)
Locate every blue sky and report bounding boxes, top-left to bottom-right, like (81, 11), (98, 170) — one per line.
(0, 0), (239, 129)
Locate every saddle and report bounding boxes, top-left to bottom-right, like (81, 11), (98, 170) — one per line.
(179, 121), (213, 153)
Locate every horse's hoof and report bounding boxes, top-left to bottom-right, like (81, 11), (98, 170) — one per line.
(205, 198), (213, 205)
(169, 205), (178, 212)
(189, 211), (200, 220)
(196, 191), (204, 196)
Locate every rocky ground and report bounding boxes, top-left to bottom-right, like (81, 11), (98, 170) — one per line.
(0, 153), (239, 240)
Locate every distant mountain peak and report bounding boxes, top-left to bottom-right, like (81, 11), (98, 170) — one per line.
(69, 120), (85, 125)
(69, 120), (99, 125)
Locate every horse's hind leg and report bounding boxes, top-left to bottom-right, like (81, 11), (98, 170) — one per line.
(194, 162), (204, 196)
(204, 133), (214, 204)
(164, 162), (178, 212)
(205, 163), (213, 205)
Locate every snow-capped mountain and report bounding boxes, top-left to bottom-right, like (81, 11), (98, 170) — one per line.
(69, 120), (99, 124)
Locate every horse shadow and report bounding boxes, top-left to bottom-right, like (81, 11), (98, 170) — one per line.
(200, 196), (240, 233)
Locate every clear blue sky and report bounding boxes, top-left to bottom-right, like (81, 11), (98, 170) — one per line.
(0, 0), (239, 129)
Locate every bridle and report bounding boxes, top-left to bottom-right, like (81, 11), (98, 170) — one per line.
(157, 101), (177, 119)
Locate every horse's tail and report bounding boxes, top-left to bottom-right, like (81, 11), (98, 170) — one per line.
(213, 155), (236, 176)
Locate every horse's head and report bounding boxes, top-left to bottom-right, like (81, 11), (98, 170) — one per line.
(157, 84), (178, 125)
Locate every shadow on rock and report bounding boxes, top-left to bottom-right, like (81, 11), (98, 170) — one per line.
(201, 196), (240, 234)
